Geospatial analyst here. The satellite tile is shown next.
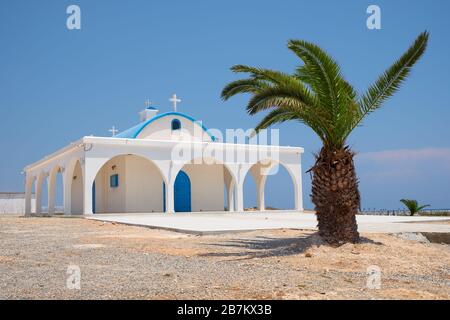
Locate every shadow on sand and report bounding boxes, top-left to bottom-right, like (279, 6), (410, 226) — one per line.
(198, 233), (383, 260)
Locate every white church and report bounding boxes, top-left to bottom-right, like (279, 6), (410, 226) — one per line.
(23, 96), (304, 216)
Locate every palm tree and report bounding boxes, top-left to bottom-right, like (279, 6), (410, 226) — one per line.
(221, 32), (429, 245)
(400, 199), (430, 216)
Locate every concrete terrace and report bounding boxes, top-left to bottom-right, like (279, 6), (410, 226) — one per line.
(85, 211), (450, 235)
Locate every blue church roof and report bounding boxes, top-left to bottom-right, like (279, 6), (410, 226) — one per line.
(146, 106), (158, 110)
(115, 111), (216, 141)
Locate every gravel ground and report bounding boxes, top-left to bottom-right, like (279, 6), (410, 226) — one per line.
(0, 215), (449, 300)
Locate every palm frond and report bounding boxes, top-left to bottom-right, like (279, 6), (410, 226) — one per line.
(221, 79), (269, 100)
(252, 100), (329, 143)
(400, 198), (430, 215)
(224, 64), (317, 106)
(230, 65), (293, 83)
(254, 108), (299, 132)
(354, 31), (429, 130)
(220, 32), (429, 152)
(417, 204), (431, 211)
(288, 40), (355, 120)
(245, 83), (315, 115)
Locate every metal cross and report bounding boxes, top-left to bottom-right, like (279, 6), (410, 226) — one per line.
(144, 99), (152, 107)
(169, 94), (181, 112)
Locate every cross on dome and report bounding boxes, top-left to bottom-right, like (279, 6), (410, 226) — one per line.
(108, 125), (119, 137)
(169, 94), (181, 112)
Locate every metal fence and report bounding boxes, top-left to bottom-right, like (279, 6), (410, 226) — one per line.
(359, 208), (450, 216)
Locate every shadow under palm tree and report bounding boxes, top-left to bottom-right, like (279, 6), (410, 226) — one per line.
(198, 233), (383, 260)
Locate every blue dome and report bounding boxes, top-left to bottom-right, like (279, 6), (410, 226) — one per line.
(146, 106), (158, 110)
(115, 111), (216, 141)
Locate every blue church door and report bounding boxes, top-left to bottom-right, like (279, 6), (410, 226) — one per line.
(163, 170), (191, 212)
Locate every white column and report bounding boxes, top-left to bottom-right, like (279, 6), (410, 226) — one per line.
(228, 182), (235, 212)
(235, 181), (244, 212)
(250, 163), (269, 212)
(47, 173), (56, 215)
(235, 163), (253, 213)
(83, 159), (97, 215)
(63, 167), (72, 215)
(223, 168), (235, 212)
(296, 159), (303, 211)
(165, 181), (175, 213)
(35, 175), (43, 215)
(257, 175), (267, 211)
(165, 160), (185, 214)
(25, 174), (33, 216)
(295, 171), (303, 211)
(283, 162), (304, 211)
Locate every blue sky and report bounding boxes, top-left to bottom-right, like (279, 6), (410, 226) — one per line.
(1, 0), (449, 210)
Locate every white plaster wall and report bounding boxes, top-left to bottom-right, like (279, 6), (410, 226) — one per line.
(0, 194), (35, 214)
(136, 115), (213, 142)
(125, 155), (164, 212)
(182, 164), (225, 212)
(94, 156), (126, 213)
(94, 155), (164, 213)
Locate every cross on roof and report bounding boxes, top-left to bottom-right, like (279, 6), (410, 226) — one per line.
(144, 99), (152, 107)
(108, 125), (119, 137)
(169, 94), (181, 112)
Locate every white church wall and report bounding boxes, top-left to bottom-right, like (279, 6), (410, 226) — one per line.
(94, 155), (164, 213)
(124, 155), (164, 212)
(182, 163), (225, 212)
(94, 156), (126, 213)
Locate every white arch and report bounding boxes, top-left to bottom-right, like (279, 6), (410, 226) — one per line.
(241, 159), (303, 211)
(89, 153), (168, 214)
(170, 156), (239, 212)
(59, 158), (84, 215)
(171, 156), (238, 186)
(48, 165), (63, 215)
(88, 151), (169, 183)
(63, 158), (80, 215)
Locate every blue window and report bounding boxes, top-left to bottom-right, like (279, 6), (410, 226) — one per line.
(171, 119), (181, 131)
(110, 174), (119, 188)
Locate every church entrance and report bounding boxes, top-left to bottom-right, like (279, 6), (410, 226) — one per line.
(163, 170), (191, 212)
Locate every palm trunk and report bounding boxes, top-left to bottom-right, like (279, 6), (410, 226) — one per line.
(311, 146), (360, 245)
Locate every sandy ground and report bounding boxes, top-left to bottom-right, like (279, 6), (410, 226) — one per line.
(421, 220), (450, 225)
(0, 215), (449, 300)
